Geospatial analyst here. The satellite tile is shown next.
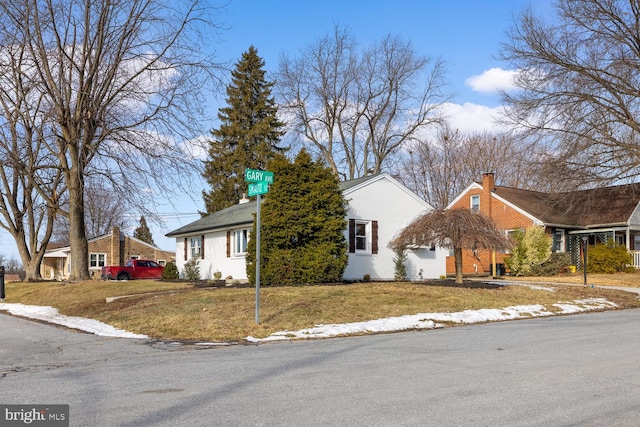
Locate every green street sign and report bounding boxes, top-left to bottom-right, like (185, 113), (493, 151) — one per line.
(245, 169), (274, 184)
(248, 181), (269, 197)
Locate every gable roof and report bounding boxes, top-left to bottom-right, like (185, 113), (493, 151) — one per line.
(495, 183), (640, 228)
(339, 174), (381, 192)
(165, 201), (257, 237)
(166, 174), (415, 238)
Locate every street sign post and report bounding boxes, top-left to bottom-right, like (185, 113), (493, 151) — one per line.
(244, 169), (275, 324)
(248, 181), (269, 197)
(245, 169), (274, 185)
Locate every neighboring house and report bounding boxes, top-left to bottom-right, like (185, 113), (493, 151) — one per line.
(446, 173), (640, 275)
(165, 173), (448, 282)
(42, 226), (176, 280)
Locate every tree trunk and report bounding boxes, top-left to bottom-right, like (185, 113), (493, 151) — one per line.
(14, 233), (42, 282)
(22, 258), (43, 282)
(11, 221), (47, 282)
(68, 173), (90, 280)
(454, 246), (464, 285)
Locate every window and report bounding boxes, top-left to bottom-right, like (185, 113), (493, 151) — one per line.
(233, 229), (249, 255)
(553, 229), (565, 252)
(157, 260), (166, 266)
(348, 219), (378, 254)
(355, 222), (367, 251)
(190, 236), (201, 258)
(470, 195), (480, 212)
(90, 253), (106, 268)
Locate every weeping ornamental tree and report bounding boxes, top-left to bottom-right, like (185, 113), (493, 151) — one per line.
(246, 150), (348, 285)
(390, 209), (510, 284)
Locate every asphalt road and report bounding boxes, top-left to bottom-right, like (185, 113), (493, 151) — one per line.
(1, 309), (640, 426)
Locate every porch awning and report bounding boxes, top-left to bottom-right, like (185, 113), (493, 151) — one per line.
(43, 250), (69, 258)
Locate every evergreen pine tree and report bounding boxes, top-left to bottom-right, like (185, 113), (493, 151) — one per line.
(202, 46), (285, 214)
(246, 150), (348, 285)
(133, 216), (155, 246)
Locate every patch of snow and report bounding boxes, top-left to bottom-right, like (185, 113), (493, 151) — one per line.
(0, 298), (620, 343)
(0, 303), (148, 339)
(246, 298), (618, 342)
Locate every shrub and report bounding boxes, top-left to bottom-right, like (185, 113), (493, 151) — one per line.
(246, 150), (348, 286)
(182, 258), (201, 281)
(530, 252), (572, 276)
(161, 261), (179, 280)
(504, 226), (552, 276)
(393, 248), (407, 281)
(587, 241), (632, 273)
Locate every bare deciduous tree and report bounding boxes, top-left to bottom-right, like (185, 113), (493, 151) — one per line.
(0, 0), (223, 280)
(0, 39), (64, 281)
(390, 209), (509, 284)
(398, 124), (550, 209)
(277, 25), (450, 180)
(499, 0), (640, 185)
(51, 180), (131, 244)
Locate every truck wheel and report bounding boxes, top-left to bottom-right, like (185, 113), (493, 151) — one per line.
(117, 273), (130, 281)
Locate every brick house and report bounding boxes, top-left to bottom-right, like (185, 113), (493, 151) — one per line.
(41, 226), (175, 280)
(446, 173), (640, 276)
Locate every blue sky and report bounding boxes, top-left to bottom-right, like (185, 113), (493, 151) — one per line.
(216, 0), (552, 105)
(0, 0), (555, 261)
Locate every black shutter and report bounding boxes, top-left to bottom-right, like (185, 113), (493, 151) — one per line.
(183, 237), (187, 261)
(348, 219), (355, 253)
(372, 220), (379, 254)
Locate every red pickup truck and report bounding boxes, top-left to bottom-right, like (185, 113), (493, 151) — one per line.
(101, 259), (164, 281)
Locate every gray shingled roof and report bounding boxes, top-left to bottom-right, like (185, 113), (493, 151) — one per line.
(494, 183), (640, 227)
(165, 201), (257, 237)
(166, 175), (383, 237)
(338, 174), (380, 191)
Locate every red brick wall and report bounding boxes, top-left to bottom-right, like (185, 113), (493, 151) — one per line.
(446, 174), (535, 275)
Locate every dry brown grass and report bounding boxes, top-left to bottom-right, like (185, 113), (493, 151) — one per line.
(4, 277), (639, 343)
(505, 271), (640, 287)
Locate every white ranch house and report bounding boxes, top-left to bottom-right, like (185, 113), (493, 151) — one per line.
(166, 174), (447, 282)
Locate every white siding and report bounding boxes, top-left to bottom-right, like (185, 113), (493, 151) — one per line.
(630, 202), (640, 226)
(175, 231), (249, 281)
(342, 175), (447, 280)
(172, 174), (447, 282)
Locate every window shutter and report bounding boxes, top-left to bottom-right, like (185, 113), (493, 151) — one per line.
(348, 219), (355, 253)
(226, 231), (231, 258)
(372, 220), (379, 254)
(183, 237), (187, 261)
(201, 235), (205, 259)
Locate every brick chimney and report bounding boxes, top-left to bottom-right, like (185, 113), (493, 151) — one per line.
(481, 172), (495, 217)
(110, 226), (121, 266)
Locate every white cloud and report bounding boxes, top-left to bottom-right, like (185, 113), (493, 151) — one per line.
(465, 68), (519, 93)
(440, 102), (508, 133)
(179, 134), (210, 160)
